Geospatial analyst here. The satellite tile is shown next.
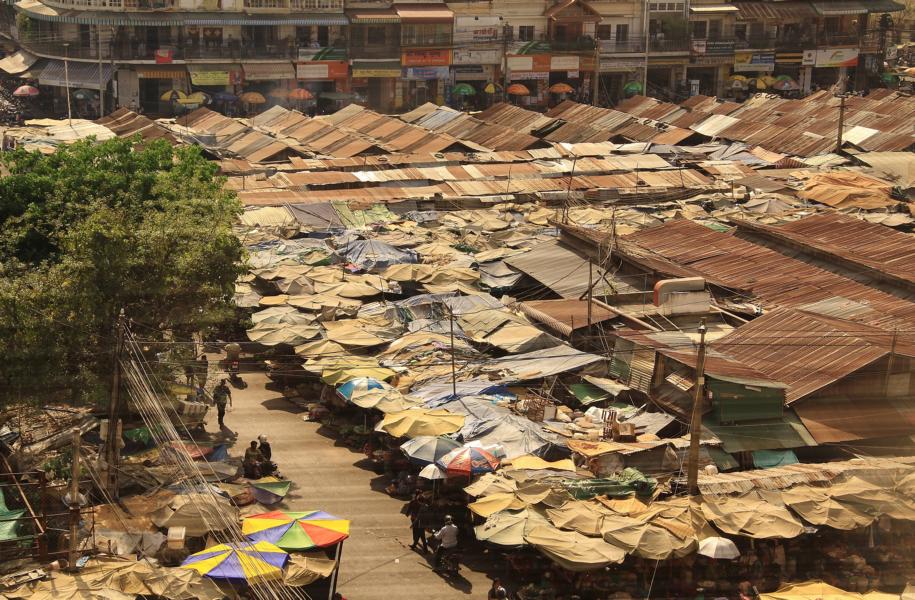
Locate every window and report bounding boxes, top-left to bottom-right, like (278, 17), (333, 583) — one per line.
(650, 2), (683, 11)
(734, 23), (747, 40)
(615, 23), (629, 42)
(691, 21), (707, 39)
(366, 25), (387, 45)
(708, 19), (721, 39)
(518, 25), (534, 41)
(597, 25), (612, 39)
(402, 23), (451, 46)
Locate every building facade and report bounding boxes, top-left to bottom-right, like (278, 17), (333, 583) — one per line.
(2, 0), (904, 114)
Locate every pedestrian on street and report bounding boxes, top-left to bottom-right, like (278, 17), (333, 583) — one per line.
(432, 515), (458, 570)
(213, 378), (231, 428)
(407, 490), (428, 552)
(197, 354), (208, 387)
(244, 440), (264, 479)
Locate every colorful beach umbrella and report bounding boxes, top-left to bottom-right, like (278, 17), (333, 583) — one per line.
(181, 541), (289, 584)
(289, 88), (314, 101)
(249, 477), (291, 505)
(506, 83), (530, 96)
(483, 82), (500, 94)
(623, 81), (643, 95)
(13, 85), (39, 97)
(451, 83), (476, 96)
(187, 91), (209, 104)
(337, 377), (391, 401)
(548, 82), (575, 94)
(400, 435), (461, 466)
(243, 510), (350, 551)
(772, 78), (799, 91)
(760, 75), (778, 86)
(240, 91), (266, 104)
(437, 446), (501, 477)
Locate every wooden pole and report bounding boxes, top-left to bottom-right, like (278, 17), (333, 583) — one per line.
(106, 309), (125, 499)
(67, 429), (81, 570)
(686, 319), (708, 496)
(449, 308), (457, 397)
(592, 37), (600, 106)
(835, 94), (847, 153)
(587, 260), (593, 328)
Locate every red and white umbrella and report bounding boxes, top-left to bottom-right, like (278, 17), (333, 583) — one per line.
(437, 446), (500, 478)
(13, 85), (39, 97)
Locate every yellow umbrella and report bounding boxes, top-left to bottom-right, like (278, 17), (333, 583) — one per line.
(350, 389), (422, 413)
(760, 75), (778, 86)
(728, 74), (748, 81)
(186, 91), (209, 104)
(378, 408), (464, 438)
(160, 89), (186, 101)
(240, 91), (267, 105)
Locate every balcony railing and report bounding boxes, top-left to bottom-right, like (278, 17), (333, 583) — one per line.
(41, 0), (176, 9)
(243, 0), (342, 10)
(649, 37), (690, 52)
(349, 44), (400, 59)
(401, 34), (451, 47)
(550, 37), (596, 51)
(599, 39), (645, 53)
(20, 38), (339, 61)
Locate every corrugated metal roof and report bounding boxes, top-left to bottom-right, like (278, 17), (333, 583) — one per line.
(504, 241), (609, 300)
(519, 299), (618, 336)
(794, 397), (915, 444)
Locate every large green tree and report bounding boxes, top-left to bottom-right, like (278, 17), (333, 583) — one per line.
(0, 137), (243, 404)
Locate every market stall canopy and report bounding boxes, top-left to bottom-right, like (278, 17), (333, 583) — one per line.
(337, 376), (392, 400)
(760, 581), (876, 600)
(0, 50), (37, 75)
(243, 510), (350, 551)
(475, 508), (550, 546)
(798, 172), (896, 209)
(780, 486), (875, 530)
(150, 493), (238, 537)
(181, 541), (289, 584)
(524, 524), (626, 570)
(250, 477), (292, 505)
(246, 322), (320, 346)
(283, 553), (337, 587)
(469, 491), (527, 517)
(251, 306), (316, 325)
(379, 408), (465, 438)
(698, 536), (739, 559)
(400, 435), (462, 465)
(351, 389), (422, 413)
(700, 492), (805, 539)
(438, 446), (501, 477)
(599, 516), (696, 560)
(464, 472), (518, 497)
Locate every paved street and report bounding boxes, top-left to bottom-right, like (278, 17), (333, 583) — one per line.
(219, 369), (495, 599)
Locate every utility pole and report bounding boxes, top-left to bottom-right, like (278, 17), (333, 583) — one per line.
(686, 318), (707, 496)
(592, 37), (600, 106)
(835, 93), (847, 153)
(448, 308), (457, 396)
(67, 429), (81, 571)
(884, 329), (898, 396)
(642, 0), (650, 94)
(97, 26), (105, 117)
(63, 43), (72, 126)
(587, 260), (593, 328)
(106, 309), (126, 500)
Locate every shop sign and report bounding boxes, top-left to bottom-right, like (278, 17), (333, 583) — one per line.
(508, 70), (549, 81)
(297, 47), (347, 62)
(814, 48), (858, 68)
(352, 67), (401, 77)
(452, 65), (491, 81)
(734, 51), (775, 72)
(297, 61), (348, 80)
(776, 52), (804, 64)
(508, 40), (551, 55)
(190, 69), (239, 86)
(402, 49), (451, 67)
(567, 70), (579, 79)
(690, 55), (732, 66)
(402, 66), (450, 80)
(886, 46), (898, 61)
(550, 55), (579, 71)
(454, 16), (503, 43)
(692, 39), (734, 56)
(802, 50), (816, 66)
(507, 54), (551, 72)
(155, 49), (173, 64)
(600, 59), (641, 73)
(452, 47), (501, 65)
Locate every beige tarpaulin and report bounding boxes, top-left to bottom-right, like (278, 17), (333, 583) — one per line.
(798, 172), (895, 209)
(283, 553), (337, 587)
(827, 476), (915, 521)
(464, 473), (518, 497)
(3, 558), (227, 600)
(524, 524), (626, 571)
(383, 264), (479, 285)
(350, 390), (423, 413)
(315, 280), (390, 299)
(780, 486), (875, 530)
(701, 492), (805, 539)
(600, 516), (695, 560)
(321, 366), (396, 386)
(505, 455), (576, 472)
(287, 294), (362, 312)
(547, 501), (609, 536)
(475, 508), (550, 546)
(323, 320), (390, 347)
(246, 322), (321, 346)
(378, 409), (465, 438)
(760, 581), (877, 600)
(595, 496), (649, 516)
(514, 482), (559, 506)
(251, 306), (316, 325)
(294, 339), (347, 358)
(151, 493), (239, 537)
(469, 492), (528, 518)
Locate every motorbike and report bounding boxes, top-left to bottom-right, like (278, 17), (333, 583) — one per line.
(228, 359), (242, 385)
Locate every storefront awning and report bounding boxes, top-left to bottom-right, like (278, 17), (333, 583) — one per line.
(810, 0), (869, 15)
(243, 62), (296, 80)
(734, 1), (817, 20)
(15, 0), (347, 25)
(38, 60), (112, 90)
(394, 3), (453, 22)
(135, 65), (188, 79)
(0, 50), (37, 75)
(690, 4), (739, 13)
(347, 8), (399, 23)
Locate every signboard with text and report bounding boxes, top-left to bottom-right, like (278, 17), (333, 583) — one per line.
(296, 61), (348, 80)
(454, 16), (503, 43)
(402, 66), (450, 80)
(402, 49), (451, 67)
(815, 48), (858, 67)
(452, 47), (501, 65)
(550, 55), (579, 71)
(734, 51), (775, 72)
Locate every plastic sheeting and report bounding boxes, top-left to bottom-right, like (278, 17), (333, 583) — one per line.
(524, 525), (626, 571)
(563, 469), (657, 500)
(338, 239), (418, 271)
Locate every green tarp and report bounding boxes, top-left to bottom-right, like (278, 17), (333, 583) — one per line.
(569, 383), (609, 405)
(752, 449), (799, 469)
(332, 202), (398, 230)
(0, 489), (25, 542)
(563, 468), (656, 500)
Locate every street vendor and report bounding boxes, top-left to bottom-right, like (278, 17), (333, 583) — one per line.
(244, 440), (264, 479)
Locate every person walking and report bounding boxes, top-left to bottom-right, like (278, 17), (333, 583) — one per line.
(213, 379), (231, 428)
(407, 490), (428, 552)
(196, 354), (208, 387)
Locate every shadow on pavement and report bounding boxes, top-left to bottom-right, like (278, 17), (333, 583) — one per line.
(259, 396), (304, 413)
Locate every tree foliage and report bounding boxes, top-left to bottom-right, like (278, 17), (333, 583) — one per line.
(0, 137), (243, 404)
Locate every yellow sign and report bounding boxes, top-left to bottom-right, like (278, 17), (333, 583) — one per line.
(189, 70), (230, 85)
(351, 68), (401, 78)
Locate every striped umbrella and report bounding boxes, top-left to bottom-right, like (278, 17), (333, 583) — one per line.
(181, 541), (289, 584)
(243, 510), (350, 551)
(249, 477), (291, 505)
(337, 377), (391, 401)
(400, 435), (461, 465)
(437, 446), (501, 477)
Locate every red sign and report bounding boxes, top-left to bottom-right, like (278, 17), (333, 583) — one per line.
(155, 49), (174, 64)
(402, 49), (451, 67)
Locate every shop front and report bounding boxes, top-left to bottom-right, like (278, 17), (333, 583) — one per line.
(803, 47), (858, 92)
(135, 65), (189, 115)
(400, 49), (450, 109)
(598, 59), (643, 105)
(688, 39), (734, 96)
(730, 50), (774, 98)
(37, 60), (114, 119)
(507, 53), (550, 106)
(296, 59), (349, 113)
(242, 62), (296, 104)
(452, 46), (501, 109)
(647, 59), (687, 93)
(548, 54), (583, 104)
(351, 59), (401, 112)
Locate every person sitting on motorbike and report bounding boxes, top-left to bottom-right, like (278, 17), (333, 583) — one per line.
(243, 440), (264, 479)
(258, 434), (276, 476)
(433, 515), (459, 571)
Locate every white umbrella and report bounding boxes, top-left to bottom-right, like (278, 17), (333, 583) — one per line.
(418, 464), (446, 480)
(698, 536), (740, 559)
